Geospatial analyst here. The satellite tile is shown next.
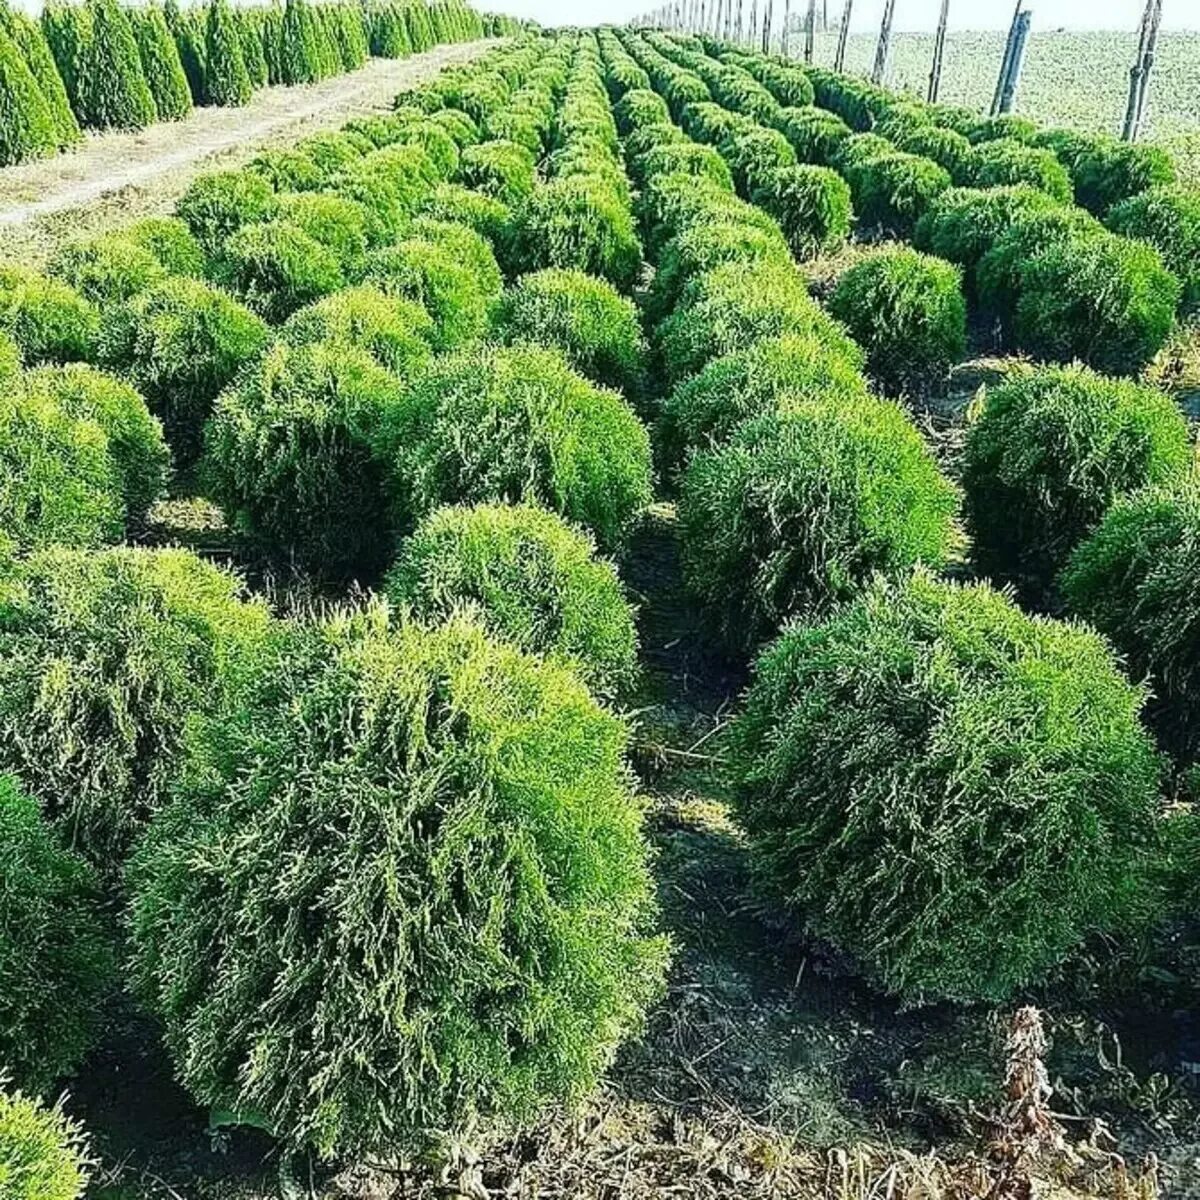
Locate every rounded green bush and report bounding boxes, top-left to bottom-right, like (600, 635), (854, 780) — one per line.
(48, 234), (166, 305)
(962, 364), (1191, 602)
(722, 126), (797, 198)
(128, 607), (666, 1160)
(248, 146), (324, 193)
(0, 1080), (93, 1200)
(358, 238), (489, 351)
(657, 332), (871, 481)
(772, 105), (852, 166)
(829, 247), (966, 395)
(25, 364), (169, 525)
(963, 139), (1073, 202)
(295, 130), (367, 178)
(221, 219), (344, 322)
(121, 215), (206, 277)
(1062, 486), (1200, 761)
(1009, 232), (1180, 377)
(460, 139), (536, 206)
(0, 390), (122, 556)
(204, 339), (405, 581)
(679, 398), (958, 653)
(614, 87), (670, 134)
(753, 164), (852, 261)
(420, 183), (512, 249)
(852, 151), (952, 238)
(0, 267), (98, 365)
(281, 285), (434, 377)
(1107, 184), (1200, 315)
(634, 142), (732, 192)
(0, 547), (269, 867)
(510, 177), (642, 292)
(730, 570), (1162, 1003)
(968, 113), (1038, 145)
(176, 168), (277, 254)
(0, 774), (112, 1097)
(99, 276), (269, 466)
(890, 122), (972, 178)
(408, 216), (503, 299)
(496, 268), (646, 399)
(386, 502), (638, 695)
(274, 191), (372, 264)
(1072, 137), (1176, 216)
(381, 344), (652, 550)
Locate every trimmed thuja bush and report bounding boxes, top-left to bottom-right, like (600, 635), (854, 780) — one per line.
(678, 396), (958, 654)
(386, 502), (639, 696)
(851, 151), (951, 238)
(128, 606), (667, 1160)
(48, 234), (166, 305)
(203, 0), (252, 107)
(176, 168), (278, 254)
(829, 247), (966, 396)
(381, 344), (653, 550)
(752, 164), (852, 261)
(77, 0), (157, 131)
(221, 219), (344, 322)
(0, 266), (98, 364)
(0, 547), (268, 868)
(730, 570), (1162, 1004)
(962, 364), (1191, 604)
(1107, 185), (1200, 315)
(496, 268), (646, 399)
(204, 339), (403, 581)
(0, 28), (59, 167)
(0, 776), (112, 1096)
(460, 139), (537, 205)
(1062, 486), (1200, 761)
(131, 3), (192, 120)
(99, 276), (269, 467)
(963, 139), (1073, 202)
(0, 1079), (93, 1200)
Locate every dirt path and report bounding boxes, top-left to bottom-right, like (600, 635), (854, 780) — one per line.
(0, 40), (494, 266)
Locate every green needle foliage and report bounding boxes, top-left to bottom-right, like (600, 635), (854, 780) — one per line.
(0, 1079), (93, 1200)
(0, 28), (59, 166)
(1, 9), (80, 149)
(1107, 185), (1200, 316)
(496, 268), (646, 400)
(460, 139), (537, 205)
(381, 343), (653, 550)
(120, 215), (206, 276)
(274, 191), (373, 266)
(130, 4), (192, 121)
(279, 0), (325, 84)
(128, 606), (666, 1160)
(386, 502), (639, 697)
(730, 570), (1162, 1005)
(963, 139), (1073, 202)
(962, 364), (1192, 605)
(679, 398), (958, 654)
(99, 276), (269, 467)
(176, 168), (278, 255)
(221, 219), (344, 322)
(203, 0), (252, 107)
(0, 547), (269, 869)
(0, 266), (98, 364)
(48, 234), (166, 305)
(77, 0), (157, 131)
(0, 778), (112, 1095)
(829, 247), (967, 396)
(851, 151), (952, 239)
(752, 164), (852, 261)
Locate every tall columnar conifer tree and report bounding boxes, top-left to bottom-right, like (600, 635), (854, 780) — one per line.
(1, 8), (80, 148)
(131, 4), (193, 120)
(203, 0), (252, 106)
(0, 26), (58, 165)
(77, 0), (157, 130)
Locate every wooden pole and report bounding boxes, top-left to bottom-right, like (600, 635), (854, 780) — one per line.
(748, 0), (758, 45)
(871, 0), (895, 85)
(833, 0), (852, 70)
(1123, 0), (1163, 142)
(804, 0), (816, 61)
(996, 8), (1031, 113)
(928, 0), (949, 102)
(761, 0), (773, 52)
(992, 0), (1021, 115)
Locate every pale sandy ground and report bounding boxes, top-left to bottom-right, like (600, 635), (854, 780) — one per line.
(0, 40), (494, 265)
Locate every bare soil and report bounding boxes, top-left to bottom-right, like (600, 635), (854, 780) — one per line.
(0, 42), (494, 267)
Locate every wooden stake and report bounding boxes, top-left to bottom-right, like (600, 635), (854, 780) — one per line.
(805, 0), (816, 61)
(1123, 0), (1163, 142)
(991, 0), (1021, 115)
(996, 7), (1030, 114)
(871, 0), (896, 85)
(833, 0), (852, 70)
(928, 0), (949, 102)
(762, 0), (773, 52)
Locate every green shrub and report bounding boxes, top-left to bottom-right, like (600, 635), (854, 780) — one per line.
(77, 0), (157, 130)
(25, 363), (170, 524)
(281, 285), (433, 377)
(657, 332), (871, 481)
(772, 105), (852, 166)
(0, 267), (98, 364)
(460, 139), (537, 205)
(204, 340), (403, 580)
(679, 398), (957, 653)
(852, 151), (952, 238)
(48, 234), (166, 305)
(1007, 232), (1180, 377)
(248, 146), (324, 192)
(829, 247), (965, 395)
(657, 260), (857, 387)
(381, 344), (652, 549)
(0, 29), (59, 167)
(1, 8), (80, 149)
(0, 547), (268, 866)
(176, 168), (278, 255)
(511, 178), (642, 292)
(420, 182), (512, 248)
(408, 216), (502, 298)
(358, 238), (489, 351)
(962, 364), (1191, 602)
(496, 268), (646, 399)
(614, 87), (669, 134)
(274, 191), (372, 264)
(99, 276), (269, 466)
(753, 164), (852, 260)
(122, 215), (206, 277)
(0, 390), (122, 556)
(236, 8), (269, 89)
(296, 130), (365, 177)
(203, 0), (252, 106)
(221, 219), (343, 322)
(397, 119), (460, 179)
(386, 502), (638, 695)
(962, 139), (1073, 202)
(722, 126), (797, 198)
(1107, 185), (1200, 314)
(279, 0), (325, 84)
(1073, 138), (1176, 216)
(890, 123), (972, 178)
(0, 778), (112, 1094)
(128, 606), (665, 1160)
(729, 570), (1161, 1003)
(634, 142), (732, 192)
(0, 1080), (92, 1200)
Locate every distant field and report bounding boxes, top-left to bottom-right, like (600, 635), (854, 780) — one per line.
(805, 29), (1200, 184)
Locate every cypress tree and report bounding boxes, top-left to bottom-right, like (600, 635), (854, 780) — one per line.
(131, 4), (192, 121)
(2, 8), (81, 149)
(77, 0), (157, 130)
(280, 0), (321, 84)
(203, 0), (252, 107)
(164, 0), (205, 106)
(330, 4), (367, 70)
(41, 2), (91, 122)
(312, 6), (340, 78)
(260, 5), (283, 83)
(236, 9), (269, 90)
(0, 26), (58, 165)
